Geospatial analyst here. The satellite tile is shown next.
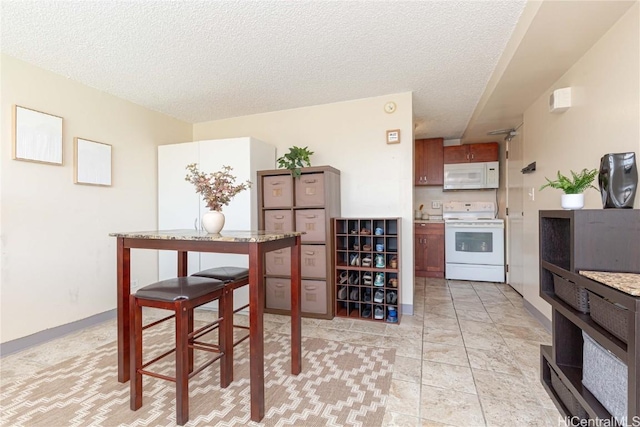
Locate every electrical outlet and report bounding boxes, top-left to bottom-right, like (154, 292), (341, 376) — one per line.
(130, 280), (139, 290)
(432, 200), (442, 209)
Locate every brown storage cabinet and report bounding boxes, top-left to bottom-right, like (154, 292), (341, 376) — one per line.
(415, 138), (444, 186)
(538, 210), (640, 423)
(414, 222), (445, 278)
(443, 142), (499, 164)
(258, 166), (341, 319)
(333, 218), (401, 324)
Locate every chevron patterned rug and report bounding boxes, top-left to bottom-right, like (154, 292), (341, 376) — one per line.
(1, 320), (394, 427)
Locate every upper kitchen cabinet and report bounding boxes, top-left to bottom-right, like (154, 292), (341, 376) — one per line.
(415, 138), (444, 186)
(443, 142), (499, 164)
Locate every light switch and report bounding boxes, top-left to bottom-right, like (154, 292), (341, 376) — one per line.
(432, 201), (442, 209)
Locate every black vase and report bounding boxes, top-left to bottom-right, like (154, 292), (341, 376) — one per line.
(598, 152), (637, 208)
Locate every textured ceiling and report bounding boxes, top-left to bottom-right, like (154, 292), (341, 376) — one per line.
(0, 1), (526, 139)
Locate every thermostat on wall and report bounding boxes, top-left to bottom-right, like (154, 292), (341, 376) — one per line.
(549, 87), (571, 113)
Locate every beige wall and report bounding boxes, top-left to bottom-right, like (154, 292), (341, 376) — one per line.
(1, 55), (192, 342)
(521, 3), (640, 319)
(193, 93), (415, 310)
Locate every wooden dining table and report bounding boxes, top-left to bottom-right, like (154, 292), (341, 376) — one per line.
(110, 229), (303, 422)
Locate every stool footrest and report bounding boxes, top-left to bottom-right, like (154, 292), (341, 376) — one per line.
(188, 353), (224, 379)
(234, 334), (250, 347)
(233, 304), (249, 315)
(143, 313), (175, 331)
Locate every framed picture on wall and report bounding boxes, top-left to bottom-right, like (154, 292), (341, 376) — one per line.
(74, 137), (112, 186)
(12, 105), (63, 165)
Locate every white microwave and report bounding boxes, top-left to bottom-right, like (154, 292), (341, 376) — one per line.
(443, 161), (499, 190)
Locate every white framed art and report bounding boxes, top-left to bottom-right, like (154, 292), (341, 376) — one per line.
(74, 137), (112, 186)
(12, 105), (63, 165)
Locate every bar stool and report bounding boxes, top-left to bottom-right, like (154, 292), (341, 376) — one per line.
(129, 276), (231, 426)
(192, 266), (250, 375)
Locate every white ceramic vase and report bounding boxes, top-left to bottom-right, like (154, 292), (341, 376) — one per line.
(202, 210), (225, 233)
(561, 194), (584, 210)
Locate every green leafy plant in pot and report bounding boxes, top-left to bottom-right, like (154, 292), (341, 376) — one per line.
(540, 168), (598, 210)
(277, 146), (314, 178)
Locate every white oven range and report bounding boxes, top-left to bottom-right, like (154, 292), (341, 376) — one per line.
(443, 201), (505, 283)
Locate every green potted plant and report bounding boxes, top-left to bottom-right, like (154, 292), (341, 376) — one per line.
(277, 146), (314, 178)
(540, 168), (598, 210)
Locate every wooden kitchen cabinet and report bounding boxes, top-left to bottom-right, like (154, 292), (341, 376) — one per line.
(415, 138), (444, 185)
(443, 142), (499, 164)
(414, 222), (444, 278)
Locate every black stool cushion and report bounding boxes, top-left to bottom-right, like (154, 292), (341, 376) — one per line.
(192, 266), (249, 282)
(135, 277), (224, 302)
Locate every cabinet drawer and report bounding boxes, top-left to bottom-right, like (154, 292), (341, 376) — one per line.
(302, 280), (327, 314)
(264, 210), (293, 232)
(265, 248), (291, 276)
(263, 175), (293, 207)
(295, 173), (325, 206)
(414, 222), (444, 235)
(302, 244), (326, 278)
(266, 278), (291, 310)
(295, 209), (325, 242)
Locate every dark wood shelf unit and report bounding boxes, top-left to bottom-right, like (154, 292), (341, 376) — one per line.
(539, 210), (640, 425)
(541, 345), (619, 423)
(333, 217), (401, 324)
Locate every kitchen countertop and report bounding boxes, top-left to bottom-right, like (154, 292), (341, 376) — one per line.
(579, 270), (640, 296)
(414, 219), (445, 224)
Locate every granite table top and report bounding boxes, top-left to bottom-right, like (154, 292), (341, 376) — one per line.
(110, 229), (304, 243)
(580, 270), (640, 297)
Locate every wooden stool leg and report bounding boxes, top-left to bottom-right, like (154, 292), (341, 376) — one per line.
(130, 295), (143, 411)
(220, 288), (232, 388)
(175, 303), (190, 426)
(188, 309), (194, 373)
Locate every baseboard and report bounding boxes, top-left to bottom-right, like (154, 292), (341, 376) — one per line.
(523, 299), (551, 333)
(0, 309), (116, 357)
(401, 303), (413, 316)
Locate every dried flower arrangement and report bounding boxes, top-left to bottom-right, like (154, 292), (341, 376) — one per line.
(185, 164), (251, 211)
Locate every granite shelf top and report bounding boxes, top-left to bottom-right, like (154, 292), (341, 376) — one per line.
(110, 229), (304, 243)
(580, 270), (640, 296)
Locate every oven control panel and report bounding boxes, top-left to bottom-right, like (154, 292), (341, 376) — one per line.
(443, 201), (496, 219)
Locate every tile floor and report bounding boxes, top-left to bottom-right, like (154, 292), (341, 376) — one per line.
(0, 277), (565, 426)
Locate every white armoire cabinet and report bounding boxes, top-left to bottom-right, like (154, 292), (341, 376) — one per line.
(158, 137), (276, 309)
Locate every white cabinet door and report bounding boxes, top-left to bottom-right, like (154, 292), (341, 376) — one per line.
(158, 141), (200, 279)
(158, 137), (276, 310)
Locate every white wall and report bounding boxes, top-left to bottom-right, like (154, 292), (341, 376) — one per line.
(1, 55), (192, 342)
(193, 93), (416, 310)
(521, 3), (640, 319)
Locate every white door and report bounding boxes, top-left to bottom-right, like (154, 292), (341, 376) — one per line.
(158, 141), (200, 279)
(198, 138), (254, 271)
(506, 129), (524, 295)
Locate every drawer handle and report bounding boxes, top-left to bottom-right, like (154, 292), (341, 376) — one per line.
(305, 251), (315, 255)
(420, 223), (426, 227)
(270, 181), (284, 185)
(274, 250), (283, 254)
(274, 215), (284, 219)
(303, 179), (317, 183)
(304, 285), (317, 290)
(306, 215), (318, 219)
(275, 283), (286, 288)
